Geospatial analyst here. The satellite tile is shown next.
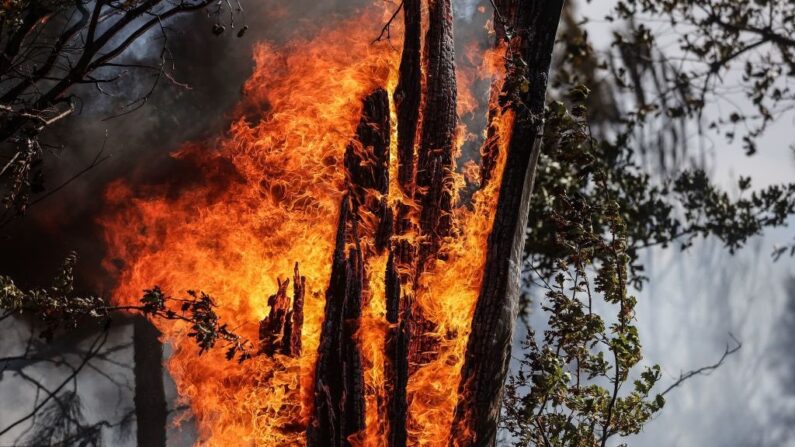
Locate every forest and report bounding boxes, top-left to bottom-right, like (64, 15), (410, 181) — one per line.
(1, 0), (794, 446)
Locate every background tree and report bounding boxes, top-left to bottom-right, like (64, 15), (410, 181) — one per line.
(0, 0), (245, 221)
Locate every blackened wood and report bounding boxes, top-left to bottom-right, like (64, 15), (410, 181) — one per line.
(344, 88), (392, 253)
(385, 250), (401, 324)
(401, 0), (458, 376)
(394, 0), (422, 193)
(308, 195), (351, 447)
(415, 0), (458, 265)
(284, 262), (305, 357)
(342, 236), (366, 439)
(259, 277), (291, 356)
(383, 248), (410, 447)
(133, 316), (167, 447)
(479, 89), (502, 188)
(451, 1), (564, 445)
(308, 195), (367, 447)
(386, 316), (410, 447)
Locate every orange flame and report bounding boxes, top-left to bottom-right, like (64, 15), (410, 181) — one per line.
(101, 4), (510, 446)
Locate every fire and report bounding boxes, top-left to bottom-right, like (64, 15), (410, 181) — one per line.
(100, 3), (509, 446)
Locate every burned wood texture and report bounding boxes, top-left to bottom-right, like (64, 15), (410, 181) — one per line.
(259, 263), (305, 357)
(384, 249), (410, 447)
(286, 263), (305, 357)
(344, 88), (392, 253)
(259, 276), (290, 356)
(307, 195), (367, 447)
(480, 0), (520, 189)
(415, 0), (458, 266)
(393, 0), (422, 194)
(383, 0), (426, 426)
(451, 1), (565, 446)
(478, 87), (503, 188)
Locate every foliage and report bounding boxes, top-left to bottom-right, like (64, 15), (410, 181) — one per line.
(506, 91), (667, 447)
(0, 0), (245, 219)
(0, 252), (251, 361)
(525, 89), (795, 290)
(607, 0), (795, 155)
(525, 8), (795, 289)
(508, 62), (793, 441)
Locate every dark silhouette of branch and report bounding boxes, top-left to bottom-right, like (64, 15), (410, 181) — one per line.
(661, 334), (742, 397)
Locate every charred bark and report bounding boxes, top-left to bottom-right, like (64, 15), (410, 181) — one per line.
(384, 249), (410, 447)
(394, 0), (423, 194)
(307, 195), (367, 447)
(133, 316), (167, 447)
(384, 2), (422, 441)
(402, 0), (459, 376)
(451, 1), (565, 446)
(344, 88), (392, 253)
(415, 0), (458, 266)
(480, 0), (519, 189)
(258, 262), (306, 357)
(259, 277), (291, 356)
(286, 263), (305, 357)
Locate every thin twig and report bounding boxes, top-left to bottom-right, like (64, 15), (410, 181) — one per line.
(661, 334), (742, 396)
(372, 1), (404, 44)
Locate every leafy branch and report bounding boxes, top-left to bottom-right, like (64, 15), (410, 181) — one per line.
(0, 251), (252, 361)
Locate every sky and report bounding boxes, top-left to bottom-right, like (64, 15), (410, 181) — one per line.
(574, 1), (795, 445)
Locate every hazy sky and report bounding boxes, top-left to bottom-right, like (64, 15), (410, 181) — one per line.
(575, 1), (795, 445)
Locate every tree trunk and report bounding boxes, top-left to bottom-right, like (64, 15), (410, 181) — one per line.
(307, 195), (367, 447)
(415, 0), (457, 268)
(451, 1), (564, 446)
(309, 88), (391, 447)
(133, 315), (167, 447)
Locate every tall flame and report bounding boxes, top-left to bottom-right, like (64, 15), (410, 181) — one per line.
(101, 4), (509, 446)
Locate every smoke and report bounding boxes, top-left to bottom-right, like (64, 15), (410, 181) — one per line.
(0, 0), (376, 292)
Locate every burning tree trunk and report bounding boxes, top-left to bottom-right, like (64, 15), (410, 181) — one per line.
(344, 87), (392, 253)
(384, 0), (421, 445)
(308, 196), (367, 447)
(133, 316), (167, 447)
(309, 87), (391, 446)
(407, 0), (459, 377)
(415, 0), (458, 267)
(309, 0), (561, 445)
(384, 249), (410, 447)
(451, 1), (565, 445)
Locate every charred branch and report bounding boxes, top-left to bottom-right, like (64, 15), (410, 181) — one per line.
(394, 0), (422, 194)
(384, 248), (410, 447)
(286, 263), (306, 357)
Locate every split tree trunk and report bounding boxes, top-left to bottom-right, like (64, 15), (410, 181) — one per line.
(308, 89), (391, 447)
(451, 1), (564, 446)
(133, 315), (167, 447)
(307, 196), (367, 447)
(415, 0), (457, 268)
(385, 1), (422, 445)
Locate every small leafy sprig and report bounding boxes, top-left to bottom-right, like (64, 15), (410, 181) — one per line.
(0, 252), (251, 361)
